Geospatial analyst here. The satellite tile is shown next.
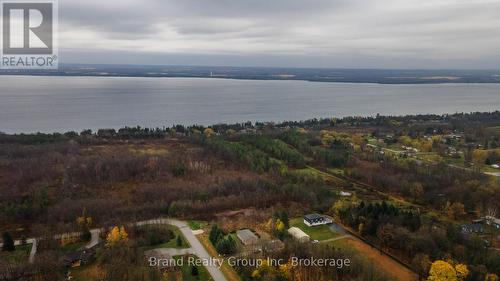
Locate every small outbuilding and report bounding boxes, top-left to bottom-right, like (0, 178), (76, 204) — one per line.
(340, 191), (352, 197)
(287, 227), (310, 243)
(236, 229), (259, 245)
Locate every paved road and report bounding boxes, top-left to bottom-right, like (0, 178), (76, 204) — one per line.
(28, 239), (37, 263)
(84, 229), (101, 249)
(2, 218), (227, 281)
(1, 238), (37, 264)
(136, 218), (227, 281)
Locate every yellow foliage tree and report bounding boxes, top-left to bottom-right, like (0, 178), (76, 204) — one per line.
(427, 260), (457, 281)
(120, 226), (128, 240)
(203, 128), (215, 138)
(454, 264), (469, 281)
(275, 219), (285, 232)
(265, 219), (274, 232)
(106, 226), (128, 247)
(76, 216), (92, 229)
(485, 273), (499, 281)
(427, 260), (469, 281)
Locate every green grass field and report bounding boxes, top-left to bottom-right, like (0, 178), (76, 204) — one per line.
(289, 217), (337, 241)
(0, 243), (32, 264)
(60, 241), (87, 253)
(187, 220), (208, 230)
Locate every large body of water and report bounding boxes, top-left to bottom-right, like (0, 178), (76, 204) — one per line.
(0, 76), (499, 133)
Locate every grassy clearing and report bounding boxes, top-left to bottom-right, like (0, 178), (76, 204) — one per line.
(344, 238), (418, 281)
(60, 241), (87, 253)
(303, 166), (346, 186)
(0, 243), (32, 264)
(188, 220), (208, 230)
(289, 217), (337, 241)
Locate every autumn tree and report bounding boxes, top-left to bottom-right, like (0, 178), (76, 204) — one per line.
(427, 260), (468, 281)
(106, 226), (128, 247)
(427, 260), (457, 281)
(76, 213), (93, 242)
(410, 182), (424, 201)
(485, 273), (499, 281)
(444, 202), (465, 219)
(203, 128), (215, 138)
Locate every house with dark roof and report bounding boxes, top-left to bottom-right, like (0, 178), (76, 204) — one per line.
(303, 214), (332, 227)
(461, 223), (485, 234)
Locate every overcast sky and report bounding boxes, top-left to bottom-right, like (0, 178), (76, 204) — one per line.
(58, 0), (500, 69)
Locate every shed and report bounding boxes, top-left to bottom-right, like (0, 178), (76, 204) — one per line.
(287, 227), (310, 243)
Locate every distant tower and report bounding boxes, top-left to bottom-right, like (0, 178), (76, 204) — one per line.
(210, 71), (213, 77)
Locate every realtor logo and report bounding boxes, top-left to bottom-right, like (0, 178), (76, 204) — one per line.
(1, 0), (58, 69)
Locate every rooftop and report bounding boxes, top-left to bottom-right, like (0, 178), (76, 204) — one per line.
(236, 229), (258, 244)
(304, 214), (323, 221)
(288, 227), (309, 238)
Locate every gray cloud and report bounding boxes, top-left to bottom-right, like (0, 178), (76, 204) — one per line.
(58, 0), (500, 68)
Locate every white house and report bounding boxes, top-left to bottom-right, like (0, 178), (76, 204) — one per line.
(485, 216), (500, 229)
(339, 191), (352, 197)
(303, 214), (332, 227)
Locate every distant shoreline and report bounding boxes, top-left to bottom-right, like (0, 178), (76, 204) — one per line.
(1, 64), (500, 84)
(4, 72), (500, 85)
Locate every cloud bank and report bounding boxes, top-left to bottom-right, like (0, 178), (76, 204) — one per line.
(58, 0), (500, 68)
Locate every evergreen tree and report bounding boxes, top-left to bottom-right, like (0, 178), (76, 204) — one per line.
(2, 232), (15, 252)
(191, 265), (199, 277)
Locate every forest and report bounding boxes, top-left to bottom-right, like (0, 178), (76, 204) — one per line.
(1, 111), (499, 281)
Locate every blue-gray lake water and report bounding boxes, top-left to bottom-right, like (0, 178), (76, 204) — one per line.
(0, 76), (499, 133)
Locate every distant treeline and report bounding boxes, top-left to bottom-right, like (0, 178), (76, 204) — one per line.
(1, 111), (499, 144)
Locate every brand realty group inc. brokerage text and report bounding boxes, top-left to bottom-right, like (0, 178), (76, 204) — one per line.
(149, 256), (352, 269)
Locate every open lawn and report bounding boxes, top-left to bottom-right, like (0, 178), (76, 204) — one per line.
(340, 238), (418, 281)
(60, 241), (87, 253)
(0, 243), (32, 264)
(289, 217), (337, 241)
(187, 220), (208, 231)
